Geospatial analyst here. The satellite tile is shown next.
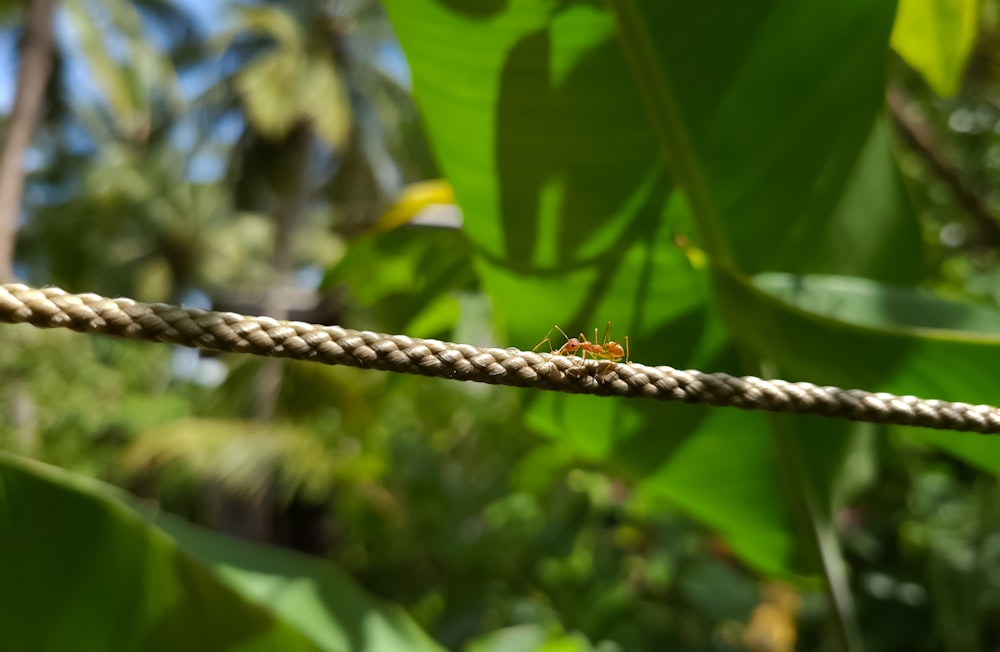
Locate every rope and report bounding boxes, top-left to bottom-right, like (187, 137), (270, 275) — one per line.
(2, 283), (999, 434)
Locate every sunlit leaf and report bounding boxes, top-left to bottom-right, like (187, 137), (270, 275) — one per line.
(372, 180), (456, 233)
(323, 225), (477, 336)
(891, 0), (979, 97)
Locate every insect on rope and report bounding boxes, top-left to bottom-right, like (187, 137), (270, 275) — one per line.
(533, 321), (630, 362)
(533, 321), (630, 380)
(3, 283), (1000, 434)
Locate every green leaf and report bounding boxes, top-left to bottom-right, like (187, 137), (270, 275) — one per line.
(717, 269), (1000, 502)
(383, 0), (917, 577)
(719, 270), (1000, 397)
(891, 0), (979, 97)
(0, 452), (444, 652)
(464, 625), (595, 652)
(151, 506), (444, 652)
(322, 226), (477, 337)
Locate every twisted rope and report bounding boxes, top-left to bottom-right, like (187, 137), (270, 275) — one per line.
(2, 283), (999, 433)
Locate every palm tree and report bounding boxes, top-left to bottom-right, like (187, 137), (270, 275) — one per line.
(211, 0), (429, 417)
(10, 0), (200, 291)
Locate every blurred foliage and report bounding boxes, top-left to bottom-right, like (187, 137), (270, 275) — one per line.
(5, 0), (1000, 651)
(0, 452), (444, 652)
(0, 325), (187, 474)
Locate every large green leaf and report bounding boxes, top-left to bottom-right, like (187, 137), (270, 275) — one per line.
(0, 452), (443, 652)
(383, 0), (918, 576)
(720, 271), (1000, 398)
(716, 268), (1000, 492)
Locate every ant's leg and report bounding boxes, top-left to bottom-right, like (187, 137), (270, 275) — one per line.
(532, 337), (554, 353)
(579, 333), (595, 360)
(602, 321), (612, 347)
(532, 325), (558, 352)
(534, 325), (572, 354)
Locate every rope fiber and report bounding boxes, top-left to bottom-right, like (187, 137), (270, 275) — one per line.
(3, 283), (999, 434)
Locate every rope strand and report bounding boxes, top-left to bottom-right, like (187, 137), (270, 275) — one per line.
(3, 283), (999, 433)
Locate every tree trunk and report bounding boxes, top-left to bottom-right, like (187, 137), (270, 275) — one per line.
(253, 123), (311, 420)
(0, 0), (57, 280)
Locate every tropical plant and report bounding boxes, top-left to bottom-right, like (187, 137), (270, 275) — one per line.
(379, 0), (1000, 647)
(5, 0), (1000, 651)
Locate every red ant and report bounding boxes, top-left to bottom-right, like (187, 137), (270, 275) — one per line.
(533, 321), (630, 364)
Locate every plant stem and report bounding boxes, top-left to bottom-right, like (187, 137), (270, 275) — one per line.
(760, 361), (864, 652)
(604, 0), (734, 270)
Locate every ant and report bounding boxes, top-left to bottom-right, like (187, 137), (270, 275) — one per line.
(533, 321), (630, 364)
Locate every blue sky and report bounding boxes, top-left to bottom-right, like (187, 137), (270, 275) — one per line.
(0, 0), (225, 109)
(0, 1), (409, 111)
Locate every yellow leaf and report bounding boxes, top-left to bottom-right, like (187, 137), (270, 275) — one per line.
(891, 0), (979, 97)
(371, 180), (457, 233)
